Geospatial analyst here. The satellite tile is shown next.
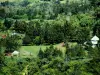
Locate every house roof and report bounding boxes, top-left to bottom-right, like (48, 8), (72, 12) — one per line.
(91, 35), (99, 41)
(11, 32), (18, 35)
(0, 35), (6, 39)
(12, 51), (19, 54)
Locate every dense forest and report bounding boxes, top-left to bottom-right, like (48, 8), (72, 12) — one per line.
(0, 0), (100, 75)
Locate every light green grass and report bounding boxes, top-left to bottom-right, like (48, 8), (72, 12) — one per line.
(19, 42), (77, 58)
(20, 44), (66, 57)
(20, 45), (48, 57)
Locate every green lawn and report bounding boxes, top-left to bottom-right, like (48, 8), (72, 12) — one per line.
(18, 42), (77, 58)
(20, 44), (66, 57)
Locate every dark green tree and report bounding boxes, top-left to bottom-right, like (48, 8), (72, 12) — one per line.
(20, 0), (30, 7)
(5, 35), (21, 53)
(4, 18), (14, 29)
(14, 20), (27, 33)
(23, 35), (32, 45)
(0, 47), (5, 71)
(38, 48), (44, 59)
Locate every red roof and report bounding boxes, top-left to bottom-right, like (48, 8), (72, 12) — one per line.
(0, 35), (7, 39)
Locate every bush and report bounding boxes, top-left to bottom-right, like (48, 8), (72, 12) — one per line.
(33, 36), (41, 45)
(23, 35), (32, 45)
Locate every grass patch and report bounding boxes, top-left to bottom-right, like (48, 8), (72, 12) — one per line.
(20, 44), (66, 57)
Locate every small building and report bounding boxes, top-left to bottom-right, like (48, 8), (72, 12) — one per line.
(91, 35), (99, 45)
(12, 51), (19, 56)
(91, 35), (99, 48)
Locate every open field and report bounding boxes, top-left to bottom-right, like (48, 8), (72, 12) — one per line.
(20, 44), (66, 57)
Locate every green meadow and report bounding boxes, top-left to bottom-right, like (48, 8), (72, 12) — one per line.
(20, 44), (66, 57)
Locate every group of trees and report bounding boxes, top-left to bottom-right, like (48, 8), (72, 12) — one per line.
(0, 0), (91, 20)
(0, 34), (22, 53)
(0, 55), (28, 75)
(0, 0), (99, 45)
(0, 44), (100, 75)
(27, 45), (100, 75)
(0, 0), (100, 75)
(1, 14), (93, 45)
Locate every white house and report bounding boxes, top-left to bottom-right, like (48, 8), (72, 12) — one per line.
(91, 35), (99, 45)
(12, 51), (19, 56)
(91, 35), (99, 48)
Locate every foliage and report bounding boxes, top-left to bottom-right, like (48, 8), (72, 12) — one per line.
(28, 45), (94, 75)
(23, 34), (32, 45)
(4, 18), (14, 29)
(0, 0), (100, 75)
(0, 58), (28, 75)
(4, 35), (22, 53)
(0, 47), (5, 70)
(38, 45), (63, 59)
(14, 20), (27, 33)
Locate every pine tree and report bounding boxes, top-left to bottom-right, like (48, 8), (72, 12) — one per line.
(38, 48), (44, 59)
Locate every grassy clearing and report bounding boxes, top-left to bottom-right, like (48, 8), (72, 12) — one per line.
(20, 44), (66, 57)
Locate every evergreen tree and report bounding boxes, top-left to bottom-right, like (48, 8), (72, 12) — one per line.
(38, 48), (44, 59)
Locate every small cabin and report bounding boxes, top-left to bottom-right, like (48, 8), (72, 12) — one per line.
(91, 35), (99, 45)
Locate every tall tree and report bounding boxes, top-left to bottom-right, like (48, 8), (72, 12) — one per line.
(4, 18), (14, 29)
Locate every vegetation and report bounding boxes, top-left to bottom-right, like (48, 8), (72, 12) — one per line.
(0, 0), (100, 75)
